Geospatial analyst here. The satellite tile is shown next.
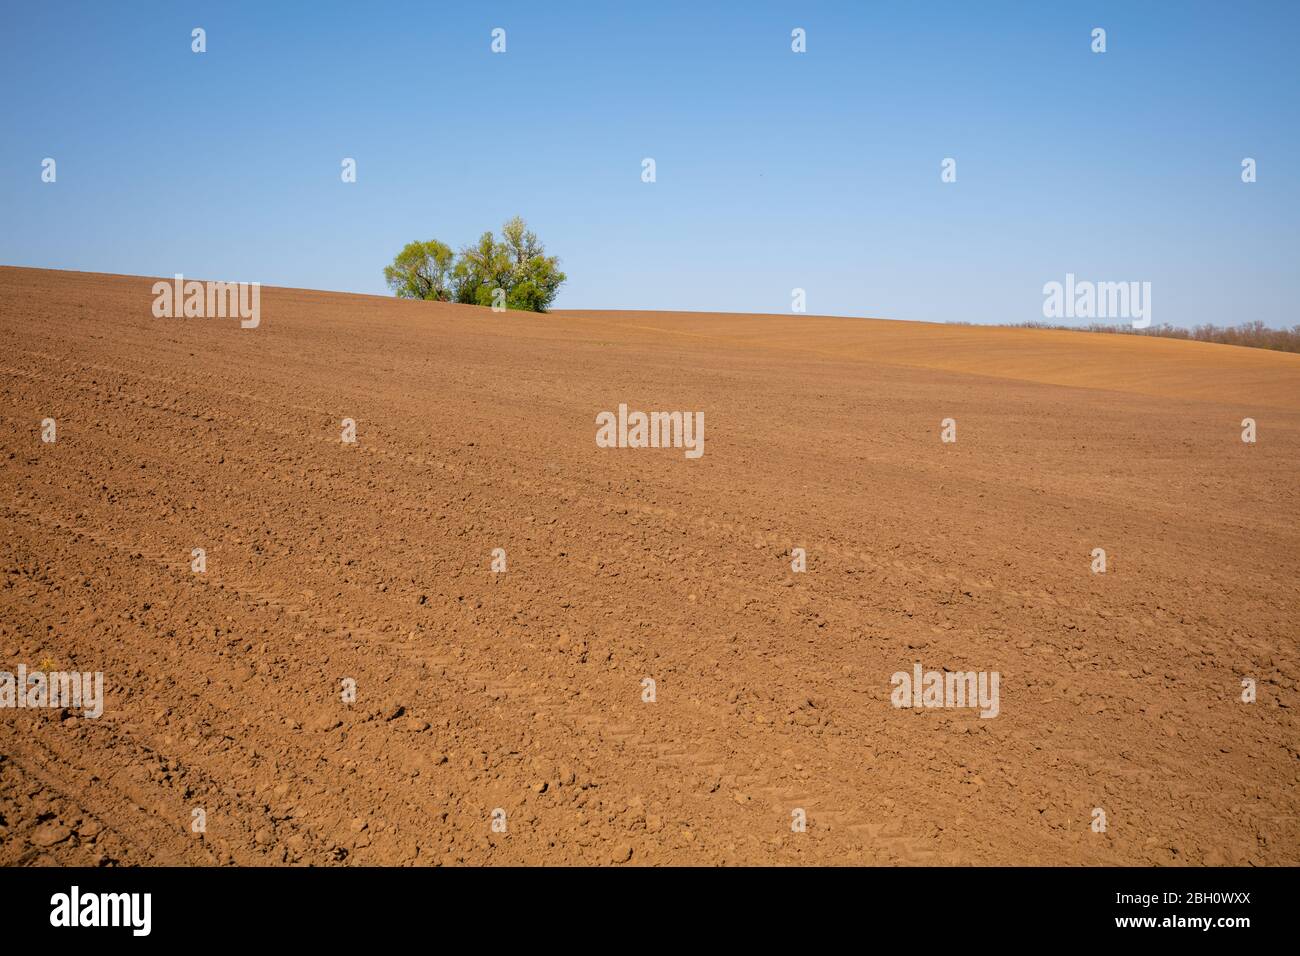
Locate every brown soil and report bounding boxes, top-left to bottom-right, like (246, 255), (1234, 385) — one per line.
(1, 266), (1296, 866)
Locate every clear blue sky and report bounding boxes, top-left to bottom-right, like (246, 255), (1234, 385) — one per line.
(2, 1), (1296, 325)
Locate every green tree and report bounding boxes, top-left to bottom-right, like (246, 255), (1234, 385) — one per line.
(386, 218), (566, 312)
(383, 239), (454, 301)
(506, 250), (568, 312)
(498, 216), (566, 312)
(452, 231), (511, 306)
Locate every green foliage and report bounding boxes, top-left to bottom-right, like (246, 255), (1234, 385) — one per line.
(383, 239), (454, 301)
(386, 218), (566, 313)
(452, 231), (511, 306)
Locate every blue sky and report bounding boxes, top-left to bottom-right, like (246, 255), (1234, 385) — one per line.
(2, 1), (1296, 325)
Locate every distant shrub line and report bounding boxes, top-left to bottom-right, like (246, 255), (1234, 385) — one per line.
(994, 321), (1300, 354)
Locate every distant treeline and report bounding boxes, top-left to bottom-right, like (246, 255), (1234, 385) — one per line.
(999, 320), (1300, 354)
